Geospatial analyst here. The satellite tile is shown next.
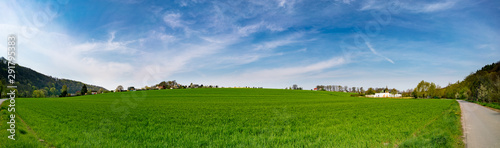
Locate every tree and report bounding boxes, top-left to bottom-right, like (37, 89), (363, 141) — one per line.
(428, 82), (436, 98)
(0, 80), (4, 98)
(366, 87), (376, 95)
(32, 90), (46, 98)
(49, 87), (58, 97)
(116, 85), (124, 92)
(158, 81), (168, 89)
(360, 87), (365, 94)
(492, 76), (500, 103)
(415, 80), (431, 98)
(81, 84), (88, 95)
(477, 83), (490, 103)
(98, 88), (104, 94)
(390, 88), (398, 95)
(60, 85), (68, 97)
(436, 87), (445, 98)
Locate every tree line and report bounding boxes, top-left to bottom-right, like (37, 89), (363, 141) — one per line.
(315, 85), (402, 96)
(413, 61), (500, 103)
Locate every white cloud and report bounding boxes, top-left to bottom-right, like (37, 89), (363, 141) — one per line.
(359, 0), (385, 11)
(240, 56), (347, 80)
(253, 32), (305, 50)
(254, 39), (296, 51)
(419, 1), (455, 12)
(237, 23), (262, 36)
(163, 13), (184, 28)
(274, 0), (297, 12)
(278, 0), (287, 7)
(237, 22), (286, 37)
(336, 0), (355, 4)
(69, 32), (140, 54)
(358, 0), (456, 13)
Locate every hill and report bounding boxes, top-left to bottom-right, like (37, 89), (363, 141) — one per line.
(443, 61), (500, 103)
(0, 57), (107, 97)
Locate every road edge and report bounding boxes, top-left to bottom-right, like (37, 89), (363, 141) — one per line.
(480, 105), (500, 113)
(457, 100), (467, 148)
(0, 99), (7, 106)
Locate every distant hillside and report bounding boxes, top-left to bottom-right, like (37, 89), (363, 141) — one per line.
(443, 61), (500, 102)
(0, 57), (107, 97)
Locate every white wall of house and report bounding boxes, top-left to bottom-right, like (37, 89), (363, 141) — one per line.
(368, 93), (402, 98)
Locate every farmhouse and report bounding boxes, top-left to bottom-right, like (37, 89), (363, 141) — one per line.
(366, 93), (402, 98)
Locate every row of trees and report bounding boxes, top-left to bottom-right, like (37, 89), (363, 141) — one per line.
(114, 81), (224, 93)
(413, 61), (500, 103)
(412, 80), (442, 98)
(30, 84), (108, 98)
(31, 80), (228, 98)
(316, 85), (402, 96)
(30, 85), (68, 98)
(286, 84), (303, 90)
(316, 85), (360, 92)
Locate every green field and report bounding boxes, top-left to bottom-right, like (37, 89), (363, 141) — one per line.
(1, 89), (463, 147)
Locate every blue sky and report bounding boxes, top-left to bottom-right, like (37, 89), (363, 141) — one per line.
(1, 0), (499, 90)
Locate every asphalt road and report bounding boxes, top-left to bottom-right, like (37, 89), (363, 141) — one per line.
(458, 100), (500, 148)
(0, 98), (6, 106)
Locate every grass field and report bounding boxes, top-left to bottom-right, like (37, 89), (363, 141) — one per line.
(1, 88), (463, 147)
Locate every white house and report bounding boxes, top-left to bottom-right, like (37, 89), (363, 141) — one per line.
(367, 93), (402, 98)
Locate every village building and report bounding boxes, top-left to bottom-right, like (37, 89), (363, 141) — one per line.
(366, 93), (402, 98)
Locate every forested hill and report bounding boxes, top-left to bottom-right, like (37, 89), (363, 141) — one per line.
(0, 57), (107, 97)
(443, 61), (500, 103)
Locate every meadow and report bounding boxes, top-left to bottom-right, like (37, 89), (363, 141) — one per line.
(1, 88), (462, 147)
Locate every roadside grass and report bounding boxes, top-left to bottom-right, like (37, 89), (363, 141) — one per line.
(0, 89), (463, 147)
(398, 100), (464, 147)
(473, 101), (500, 110)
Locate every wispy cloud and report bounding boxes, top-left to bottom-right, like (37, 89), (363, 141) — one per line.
(358, 0), (457, 13)
(253, 32), (306, 50)
(336, 0), (356, 5)
(237, 22), (285, 37)
(163, 13), (184, 28)
(240, 56), (347, 80)
(69, 32), (140, 54)
(419, 1), (456, 13)
(365, 42), (394, 64)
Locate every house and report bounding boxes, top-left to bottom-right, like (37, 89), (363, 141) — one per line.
(129, 87), (136, 91)
(190, 84), (200, 88)
(368, 93), (402, 98)
(91, 91), (98, 95)
(375, 93), (390, 97)
(156, 85), (164, 89)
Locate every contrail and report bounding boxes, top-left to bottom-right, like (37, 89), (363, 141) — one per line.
(365, 42), (395, 64)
